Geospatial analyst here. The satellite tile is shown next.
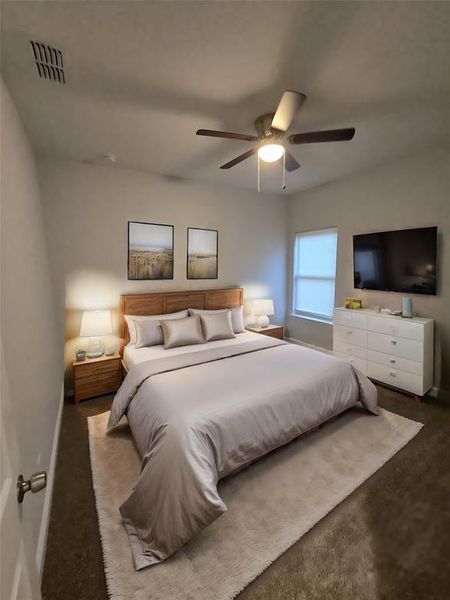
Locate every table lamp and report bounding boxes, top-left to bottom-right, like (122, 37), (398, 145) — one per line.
(252, 299), (274, 328)
(80, 310), (112, 358)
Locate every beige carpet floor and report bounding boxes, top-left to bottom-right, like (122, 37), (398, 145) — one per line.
(88, 406), (422, 600)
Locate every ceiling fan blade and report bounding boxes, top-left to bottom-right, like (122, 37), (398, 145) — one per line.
(288, 128), (355, 144)
(284, 152), (301, 172)
(271, 90), (307, 132)
(220, 148), (257, 169)
(196, 129), (258, 142)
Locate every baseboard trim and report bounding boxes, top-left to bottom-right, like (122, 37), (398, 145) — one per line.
(36, 382), (64, 576)
(286, 337), (334, 356)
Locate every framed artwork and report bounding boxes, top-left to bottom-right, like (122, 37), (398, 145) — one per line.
(187, 228), (218, 279)
(128, 221), (174, 280)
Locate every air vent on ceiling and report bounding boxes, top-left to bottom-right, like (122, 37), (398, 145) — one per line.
(30, 41), (65, 84)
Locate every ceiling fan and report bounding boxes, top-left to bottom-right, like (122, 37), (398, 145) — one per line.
(196, 90), (355, 176)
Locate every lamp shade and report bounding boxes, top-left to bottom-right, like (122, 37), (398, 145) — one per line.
(80, 310), (112, 337)
(252, 299), (274, 317)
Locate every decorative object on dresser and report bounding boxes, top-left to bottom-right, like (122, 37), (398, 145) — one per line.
(246, 324), (284, 340)
(402, 296), (413, 318)
(73, 353), (121, 404)
(80, 309), (113, 358)
(251, 298), (275, 328)
(344, 297), (362, 310)
(128, 221), (174, 280)
(186, 227), (218, 279)
(333, 308), (433, 399)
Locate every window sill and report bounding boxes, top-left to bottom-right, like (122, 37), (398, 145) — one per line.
(289, 313), (333, 326)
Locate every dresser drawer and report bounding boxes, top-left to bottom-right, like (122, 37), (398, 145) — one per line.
(367, 349), (423, 376)
(334, 325), (367, 348)
(334, 310), (367, 330)
(333, 340), (367, 360)
(367, 332), (423, 362)
(76, 358), (120, 379)
(368, 362), (423, 395)
(263, 328), (284, 340)
(76, 370), (121, 387)
(75, 375), (121, 402)
(367, 315), (423, 341)
(335, 352), (368, 375)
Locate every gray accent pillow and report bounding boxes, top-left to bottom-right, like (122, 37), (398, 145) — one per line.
(200, 311), (236, 342)
(135, 320), (164, 348)
(189, 306), (245, 334)
(125, 310), (188, 345)
(162, 315), (205, 350)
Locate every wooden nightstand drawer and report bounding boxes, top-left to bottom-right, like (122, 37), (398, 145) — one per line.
(263, 328), (283, 340)
(76, 359), (120, 379)
(73, 353), (121, 403)
(246, 325), (284, 340)
(75, 374), (121, 401)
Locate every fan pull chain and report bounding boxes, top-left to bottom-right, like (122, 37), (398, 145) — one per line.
(257, 153), (261, 193)
(282, 152), (286, 190)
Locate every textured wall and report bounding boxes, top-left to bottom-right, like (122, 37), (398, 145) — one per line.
(286, 146), (450, 392)
(0, 79), (63, 585)
(38, 159), (288, 390)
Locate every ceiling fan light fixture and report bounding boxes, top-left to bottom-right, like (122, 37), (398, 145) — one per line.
(258, 143), (285, 163)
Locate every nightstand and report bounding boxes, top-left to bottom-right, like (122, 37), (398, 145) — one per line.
(246, 325), (284, 340)
(73, 353), (121, 404)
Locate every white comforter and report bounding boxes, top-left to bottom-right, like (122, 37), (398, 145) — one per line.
(108, 337), (378, 570)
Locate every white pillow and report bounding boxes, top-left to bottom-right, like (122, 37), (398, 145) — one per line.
(135, 320), (164, 348)
(161, 315), (205, 350)
(200, 312), (235, 342)
(125, 309), (188, 345)
(188, 306), (245, 334)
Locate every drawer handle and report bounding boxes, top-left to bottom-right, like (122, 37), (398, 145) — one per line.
(347, 331), (353, 335)
(347, 348), (353, 352)
(390, 359), (396, 364)
(390, 340), (397, 345)
(390, 371), (396, 377)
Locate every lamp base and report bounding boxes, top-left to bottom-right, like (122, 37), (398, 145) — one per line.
(87, 337), (105, 359)
(255, 315), (270, 328)
(86, 351), (103, 359)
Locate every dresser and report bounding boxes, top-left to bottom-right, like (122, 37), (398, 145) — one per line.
(333, 308), (434, 397)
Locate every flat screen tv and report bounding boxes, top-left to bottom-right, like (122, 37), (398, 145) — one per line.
(353, 226), (437, 295)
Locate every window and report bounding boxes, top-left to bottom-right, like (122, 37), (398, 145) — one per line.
(292, 228), (338, 321)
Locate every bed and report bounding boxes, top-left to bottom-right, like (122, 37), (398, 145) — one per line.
(109, 288), (378, 570)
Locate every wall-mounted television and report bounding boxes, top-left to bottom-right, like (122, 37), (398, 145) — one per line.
(353, 226), (437, 295)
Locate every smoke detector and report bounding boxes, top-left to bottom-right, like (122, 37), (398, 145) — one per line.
(30, 41), (65, 84)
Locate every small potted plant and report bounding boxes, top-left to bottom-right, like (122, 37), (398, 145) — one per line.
(76, 349), (87, 362)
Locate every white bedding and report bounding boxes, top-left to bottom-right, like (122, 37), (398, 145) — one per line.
(109, 336), (378, 570)
(123, 330), (262, 368)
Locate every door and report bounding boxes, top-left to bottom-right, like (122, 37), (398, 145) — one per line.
(1, 341), (40, 600)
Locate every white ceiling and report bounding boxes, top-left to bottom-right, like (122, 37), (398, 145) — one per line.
(1, 1), (450, 194)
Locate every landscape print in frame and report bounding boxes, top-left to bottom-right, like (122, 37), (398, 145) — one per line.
(187, 227), (218, 279)
(128, 221), (174, 280)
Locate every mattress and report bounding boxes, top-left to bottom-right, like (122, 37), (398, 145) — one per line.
(122, 330), (263, 369)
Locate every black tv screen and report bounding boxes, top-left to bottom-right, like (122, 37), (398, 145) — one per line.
(353, 226), (437, 295)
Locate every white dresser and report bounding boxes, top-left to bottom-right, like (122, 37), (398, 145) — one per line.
(333, 308), (434, 397)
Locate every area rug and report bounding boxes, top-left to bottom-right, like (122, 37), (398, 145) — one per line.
(88, 407), (422, 600)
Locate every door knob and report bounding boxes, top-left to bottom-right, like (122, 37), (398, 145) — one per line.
(17, 471), (47, 504)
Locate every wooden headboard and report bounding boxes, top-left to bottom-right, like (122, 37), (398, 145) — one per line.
(119, 287), (243, 353)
